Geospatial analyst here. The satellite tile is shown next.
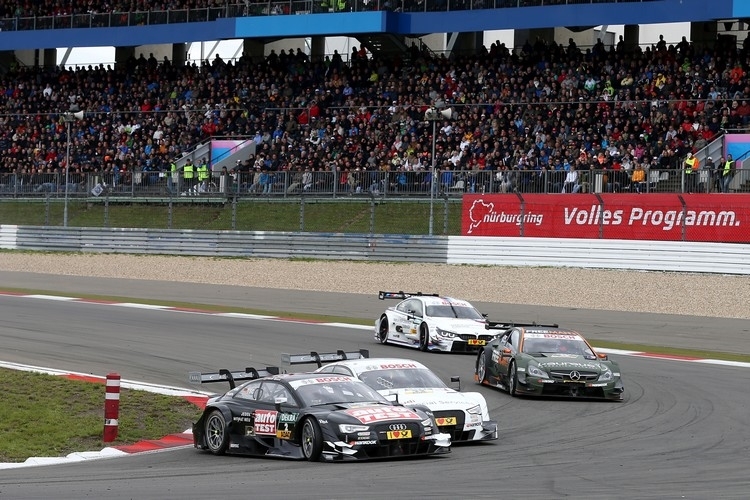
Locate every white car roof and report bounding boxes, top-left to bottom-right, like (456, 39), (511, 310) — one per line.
(412, 296), (475, 308)
(322, 358), (430, 373)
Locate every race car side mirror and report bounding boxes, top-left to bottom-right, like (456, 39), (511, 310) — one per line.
(450, 376), (461, 392)
(274, 396), (288, 412)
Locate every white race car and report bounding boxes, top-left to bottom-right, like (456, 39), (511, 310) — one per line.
(282, 350), (497, 443)
(375, 291), (494, 353)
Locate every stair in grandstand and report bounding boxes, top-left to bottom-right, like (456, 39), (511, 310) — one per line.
(356, 34), (431, 61)
(173, 136), (256, 172)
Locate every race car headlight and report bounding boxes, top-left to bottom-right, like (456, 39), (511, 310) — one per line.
(435, 327), (456, 338)
(466, 404), (482, 415)
(527, 365), (549, 378)
(339, 424), (370, 434)
(421, 418), (433, 428)
(598, 369), (614, 382)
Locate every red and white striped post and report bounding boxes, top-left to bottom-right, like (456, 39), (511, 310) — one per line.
(103, 372), (121, 442)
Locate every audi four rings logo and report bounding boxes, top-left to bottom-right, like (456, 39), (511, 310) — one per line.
(389, 423), (408, 431)
(569, 371), (581, 381)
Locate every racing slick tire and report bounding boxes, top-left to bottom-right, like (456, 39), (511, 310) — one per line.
(377, 315), (389, 344)
(301, 417), (323, 462)
(418, 323), (429, 352)
(205, 410), (229, 455)
(508, 362), (518, 397)
(476, 351), (488, 384)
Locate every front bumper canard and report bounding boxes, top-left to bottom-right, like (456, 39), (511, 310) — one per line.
(478, 420), (499, 440)
(427, 432), (452, 449)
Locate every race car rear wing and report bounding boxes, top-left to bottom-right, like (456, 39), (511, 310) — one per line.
(281, 349), (370, 368)
(485, 320), (560, 331)
(188, 366), (281, 390)
(378, 291), (440, 300)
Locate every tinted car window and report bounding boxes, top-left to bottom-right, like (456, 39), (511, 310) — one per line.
(260, 381), (295, 405)
(426, 305), (484, 320)
(332, 366), (353, 376)
(235, 380), (263, 401)
(293, 380), (388, 407)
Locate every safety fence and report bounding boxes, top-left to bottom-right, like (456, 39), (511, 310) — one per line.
(0, 0), (657, 31)
(1, 225), (747, 274)
(3, 192), (750, 242)
(2, 168), (748, 201)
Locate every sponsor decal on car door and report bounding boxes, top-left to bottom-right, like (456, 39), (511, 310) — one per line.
(276, 412), (298, 440)
(253, 409), (278, 436)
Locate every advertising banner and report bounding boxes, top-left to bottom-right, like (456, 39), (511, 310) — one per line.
(461, 194), (750, 243)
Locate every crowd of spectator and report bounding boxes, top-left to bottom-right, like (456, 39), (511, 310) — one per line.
(1, 30), (749, 196)
(0, 0), (646, 21)
(0, 1), (227, 18)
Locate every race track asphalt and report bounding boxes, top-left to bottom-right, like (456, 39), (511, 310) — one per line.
(0, 273), (749, 499)
(2, 271), (749, 354)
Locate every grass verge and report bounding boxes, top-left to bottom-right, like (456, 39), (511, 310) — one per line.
(0, 368), (202, 462)
(587, 339), (750, 363)
(0, 198), (464, 234)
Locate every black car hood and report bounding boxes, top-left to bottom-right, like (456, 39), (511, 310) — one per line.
(314, 403), (425, 424)
(535, 354), (605, 373)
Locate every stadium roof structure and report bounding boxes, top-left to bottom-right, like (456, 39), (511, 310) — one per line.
(0, 0), (745, 51)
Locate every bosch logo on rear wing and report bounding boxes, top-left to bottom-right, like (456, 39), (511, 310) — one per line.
(281, 349), (370, 368)
(188, 366), (281, 389)
(378, 291), (440, 300)
(485, 321), (560, 330)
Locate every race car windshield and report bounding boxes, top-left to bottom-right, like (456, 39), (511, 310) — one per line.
(522, 337), (595, 357)
(359, 369), (447, 390)
(297, 381), (388, 407)
(426, 305), (484, 320)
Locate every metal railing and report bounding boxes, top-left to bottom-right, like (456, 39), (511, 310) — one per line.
(0, 0), (658, 32)
(1, 167), (748, 200)
(4, 226), (748, 275)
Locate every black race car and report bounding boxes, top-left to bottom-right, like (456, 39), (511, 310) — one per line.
(190, 364), (451, 462)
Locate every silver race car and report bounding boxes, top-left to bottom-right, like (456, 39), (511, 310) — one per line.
(375, 291), (494, 353)
(282, 350), (498, 443)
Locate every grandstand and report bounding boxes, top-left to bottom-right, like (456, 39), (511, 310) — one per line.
(0, 0), (749, 204)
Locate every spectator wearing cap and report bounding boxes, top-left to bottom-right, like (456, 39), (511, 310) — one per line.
(701, 155), (715, 193)
(683, 152), (699, 193)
